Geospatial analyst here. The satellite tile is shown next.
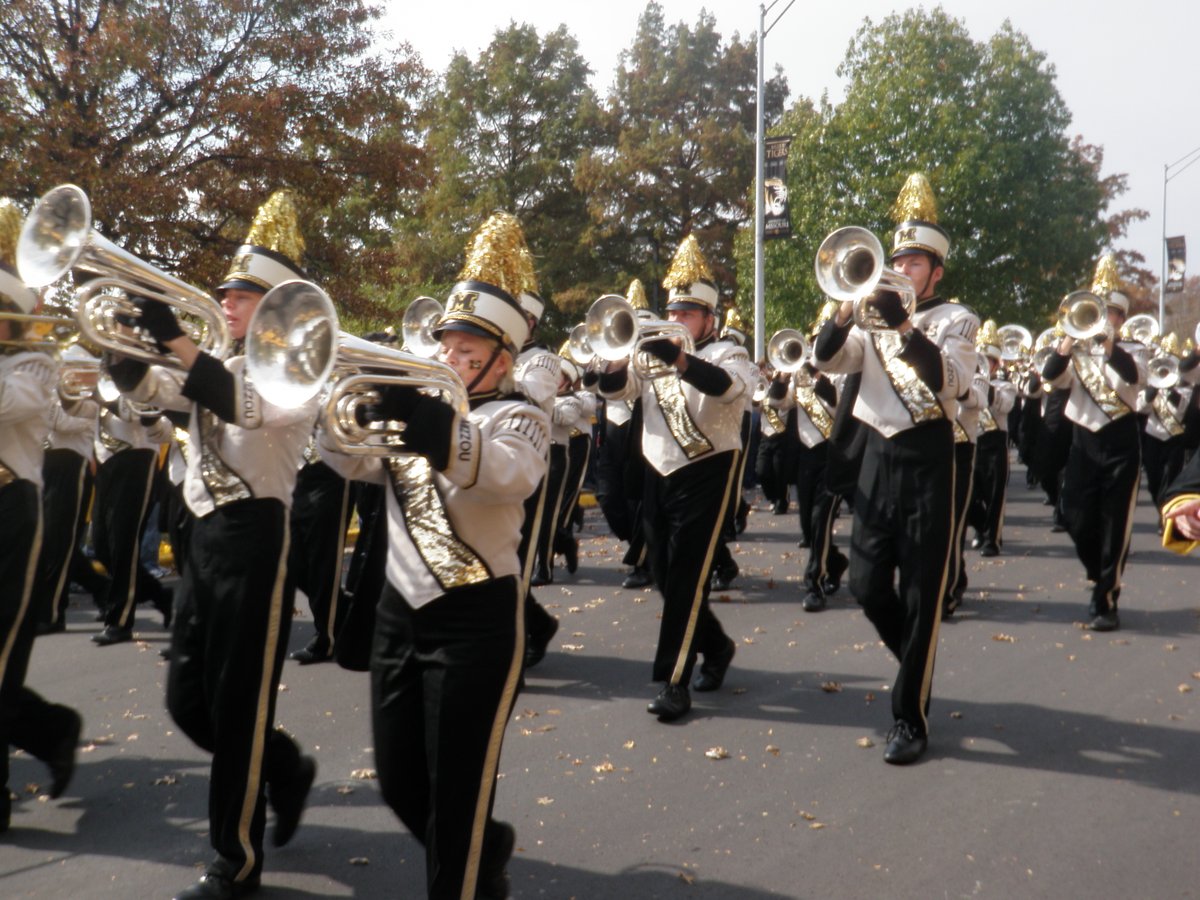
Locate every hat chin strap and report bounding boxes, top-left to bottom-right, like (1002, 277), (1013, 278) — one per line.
(466, 343), (505, 395)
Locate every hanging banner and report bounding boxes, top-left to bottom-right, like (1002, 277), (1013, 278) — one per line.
(763, 136), (793, 240)
(1165, 236), (1186, 293)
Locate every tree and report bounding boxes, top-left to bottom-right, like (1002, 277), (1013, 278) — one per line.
(576, 2), (787, 311)
(394, 22), (603, 334)
(740, 9), (1144, 337)
(0, 0), (426, 329)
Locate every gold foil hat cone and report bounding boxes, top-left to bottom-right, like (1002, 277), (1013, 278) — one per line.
(1091, 254), (1120, 296)
(890, 173), (939, 226)
(626, 278), (649, 310)
(663, 234), (714, 292)
(244, 190), (305, 267)
(0, 198), (22, 272)
(458, 211), (537, 301)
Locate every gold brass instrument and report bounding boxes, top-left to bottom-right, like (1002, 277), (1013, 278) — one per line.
(997, 324), (1033, 363)
(1121, 313), (1160, 346)
(17, 184), (230, 366)
(0, 312), (77, 350)
(400, 295), (444, 358)
(1057, 290), (1109, 344)
(584, 293), (694, 379)
(1147, 354), (1180, 390)
(245, 280), (467, 456)
(814, 226), (916, 332)
(766, 328), (809, 374)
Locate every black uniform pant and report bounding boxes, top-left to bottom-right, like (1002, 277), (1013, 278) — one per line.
(1142, 433), (1185, 509)
(518, 477), (556, 644)
(1061, 418), (1141, 616)
(372, 577), (523, 900)
(794, 440), (825, 548)
(554, 433), (591, 564)
(596, 418), (634, 542)
(969, 430), (1009, 549)
(95, 448), (164, 630)
(534, 443), (569, 579)
(289, 462), (352, 652)
(0, 481), (79, 815)
(849, 421), (954, 736)
(643, 451), (737, 686)
(798, 442), (846, 596)
(163, 479), (194, 578)
(167, 499), (302, 884)
(755, 432), (790, 505)
(32, 449), (89, 627)
(946, 441), (976, 610)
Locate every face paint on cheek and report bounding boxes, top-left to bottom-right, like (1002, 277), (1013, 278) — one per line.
(468, 359), (482, 370)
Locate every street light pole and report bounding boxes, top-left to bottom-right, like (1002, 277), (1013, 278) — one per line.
(753, 0), (794, 364)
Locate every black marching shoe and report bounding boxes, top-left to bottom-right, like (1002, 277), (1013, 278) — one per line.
(883, 720), (928, 765)
(154, 587), (174, 629)
(530, 565), (552, 587)
(563, 537), (578, 574)
(801, 590), (826, 613)
(647, 684), (691, 722)
(48, 708), (83, 799)
(92, 625), (132, 646)
(1089, 610), (1120, 632)
(821, 553), (850, 596)
(693, 637), (736, 692)
(622, 565), (652, 589)
(711, 560), (739, 592)
(524, 616), (559, 669)
(270, 755), (317, 847)
(477, 820), (516, 899)
(980, 543), (1000, 558)
(36, 618), (67, 636)
(290, 637), (332, 665)
(734, 499), (749, 534)
(172, 873), (260, 900)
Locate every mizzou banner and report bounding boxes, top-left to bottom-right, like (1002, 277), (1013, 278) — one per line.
(1166, 236), (1186, 293)
(763, 136), (793, 240)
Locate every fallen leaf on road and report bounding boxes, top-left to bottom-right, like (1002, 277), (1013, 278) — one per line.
(705, 747), (730, 760)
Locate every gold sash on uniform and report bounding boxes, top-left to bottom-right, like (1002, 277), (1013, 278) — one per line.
(385, 455), (491, 592)
(979, 407), (999, 432)
(763, 404), (786, 435)
(1152, 391), (1185, 437)
(795, 384), (833, 439)
(871, 332), (945, 426)
(651, 375), (713, 459)
(1072, 353), (1131, 421)
(197, 410), (253, 507)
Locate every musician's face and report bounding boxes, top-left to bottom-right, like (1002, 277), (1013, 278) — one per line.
(438, 330), (508, 392)
(891, 253), (942, 299)
(221, 288), (264, 341)
(668, 307), (714, 342)
(1107, 308), (1126, 330)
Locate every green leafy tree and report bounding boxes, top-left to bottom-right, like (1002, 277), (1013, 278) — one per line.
(576, 2), (786, 312)
(741, 8), (1143, 336)
(0, 0), (427, 329)
(396, 22), (603, 337)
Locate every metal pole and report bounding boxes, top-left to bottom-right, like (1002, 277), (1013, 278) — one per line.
(1160, 163), (1167, 328)
(753, 4), (766, 364)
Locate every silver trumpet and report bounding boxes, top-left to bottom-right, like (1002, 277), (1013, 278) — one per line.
(245, 281), (467, 456)
(1121, 313), (1160, 346)
(584, 294), (693, 379)
(400, 295), (445, 358)
(567, 322), (596, 367)
(766, 328), (809, 373)
(1058, 291), (1109, 344)
(814, 226), (916, 332)
(1147, 354), (1180, 390)
(997, 324), (1033, 363)
(1030, 327), (1062, 373)
(17, 184), (230, 365)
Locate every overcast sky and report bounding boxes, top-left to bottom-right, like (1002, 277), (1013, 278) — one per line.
(382, 1), (1200, 295)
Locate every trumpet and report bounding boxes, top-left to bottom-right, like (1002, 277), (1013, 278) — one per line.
(1030, 327), (1062, 372)
(997, 324), (1033, 363)
(245, 280), (467, 456)
(1121, 313), (1159, 346)
(400, 295), (444, 358)
(17, 184), (230, 366)
(584, 294), (693, 379)
(567, 322), (596, 367)
(1057, 291), (1110, 344)
(814, 226), (916, 332)
(1147, 354), (1180, 390)
(766, 328), (809, 374)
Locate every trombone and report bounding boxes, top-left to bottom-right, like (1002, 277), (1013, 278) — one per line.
(814, 226), (916, 332)
(244, 281), (468, 457)
(583, 294), (693, 380)
(17, 184), (230, 367)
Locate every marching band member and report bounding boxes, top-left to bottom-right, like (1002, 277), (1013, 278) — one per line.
(756, 365), (792, 515)
(321, 212), (549, 899)
(1041, 255), (1144, 632)
(532, 349), (582, 585)
(0, 199), (82, 832)
(943, 337), (986, 619)
(598, 235), (755, 722)
(813, 174), (979, 764)
(710, 306), (754, 592)
(106, 192), (319, 900)
(969, 324), (1018, 557)
(553, 354), (593, 576)
(1138, 333), (1188, 509)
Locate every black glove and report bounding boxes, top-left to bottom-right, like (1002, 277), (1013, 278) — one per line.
(767, 377), (788, 400)
(1145, 387), (1159, 402)
(135, 297), (186, 343)
(354, 385), (422, 427)
(870, 290), (909, 328)
(641, 338), (682, 366)
(581, 370), (600, 389)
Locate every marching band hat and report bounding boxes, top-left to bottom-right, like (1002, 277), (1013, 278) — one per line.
(218, 191), (307, 295)
(663, 234), (719, 312)
(889, 173), (950, 264)
(435, 212), (535, 356)
(626, 278), (650, 311)
(559, 356), (580, 384)
(976, 319), (1002, 360)
(1091, 254), (1129, 316)
(722, 306), (748, 346)
(0, 199), (37, 315)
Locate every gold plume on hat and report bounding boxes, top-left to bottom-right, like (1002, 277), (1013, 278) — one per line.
(245, 190), (305, 267)
(724, 305), (747, 333)
(626, 278), (649, 310)
(1091, 254), (1121, 296)
(459, 211), (537, 299)
(976, 318), (1000, 349)
(890, 173), (939, 225)
(0, 198), (23, 271)
(663, 234), (714, 292)
(1160, 332), (1181, 357)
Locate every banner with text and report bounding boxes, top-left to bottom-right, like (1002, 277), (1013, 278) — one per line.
(763, 136), (793, 240)
(1166, 236), (1186, 293)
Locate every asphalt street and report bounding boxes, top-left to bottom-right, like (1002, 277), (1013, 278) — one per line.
(3, 459), (1197, 899)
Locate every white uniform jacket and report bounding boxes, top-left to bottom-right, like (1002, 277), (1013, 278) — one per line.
(320, 394), (549, 609)
(0, 350), (57, 489)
